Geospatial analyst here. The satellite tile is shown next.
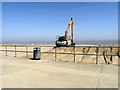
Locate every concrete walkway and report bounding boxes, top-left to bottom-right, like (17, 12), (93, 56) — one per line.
(1, 56), (118, 88)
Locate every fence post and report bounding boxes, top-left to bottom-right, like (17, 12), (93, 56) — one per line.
(118, 47), (120, 58)
(73, 46), (75, 62)
(96, 47), (99, 64)
(110, 47), (113, 62)
(55, 47), (57, 61)
(26, 46), (28, 58)
(14, 45), (16, 57)
(40, 46), (41, 59)
(5, 46), (7, 56)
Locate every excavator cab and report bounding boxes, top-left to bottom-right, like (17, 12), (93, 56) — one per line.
(56, 36), (68, 46)
(58, 36), (66, 41)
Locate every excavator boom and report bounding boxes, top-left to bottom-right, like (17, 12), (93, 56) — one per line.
(64, 18), (73, 41)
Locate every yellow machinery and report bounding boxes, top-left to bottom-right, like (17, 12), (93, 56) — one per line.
(55, 18), (75, 46)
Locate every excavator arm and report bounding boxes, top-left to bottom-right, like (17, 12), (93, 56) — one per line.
(64, 18), (73, 41)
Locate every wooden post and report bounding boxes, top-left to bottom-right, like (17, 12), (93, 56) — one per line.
(14, 45), (16, 57)
(26, 46), (28, 58)
(110, 47), (113, 62)
(40, 46), (41, 59)
(55, 47), (57, 61)
(73, 46), (75, 62)
(5, 46), (7, 56)
(118, 47), (120, 58)
(96, 47), (99, 64)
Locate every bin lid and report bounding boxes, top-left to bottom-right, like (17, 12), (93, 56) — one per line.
(34, 47), (40, 49)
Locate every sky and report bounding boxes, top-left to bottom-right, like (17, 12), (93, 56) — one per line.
(2, 2), (118, 44)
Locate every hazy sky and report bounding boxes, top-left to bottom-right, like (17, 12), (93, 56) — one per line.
(2, 2), (118, 43)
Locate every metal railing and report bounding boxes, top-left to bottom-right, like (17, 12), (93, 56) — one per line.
(1, 45), (119, 64)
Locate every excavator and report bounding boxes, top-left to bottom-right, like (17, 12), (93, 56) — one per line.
(55, 18), (75, 47)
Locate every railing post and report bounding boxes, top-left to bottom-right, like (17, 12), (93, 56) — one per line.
(55, 47), (57, 61)
(118, 45), (120, 58)
(96, 47), (99, 64)
(26, 46), (28, 58)
(14, 45), (16, 57)
(110, 47), (113, 62)
(40, 46), (41, 59)
(5, 46), (7, 56)
(73, 46), (75, 62)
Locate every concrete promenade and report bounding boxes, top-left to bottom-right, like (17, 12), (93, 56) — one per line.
(1, 56), (118, 88)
